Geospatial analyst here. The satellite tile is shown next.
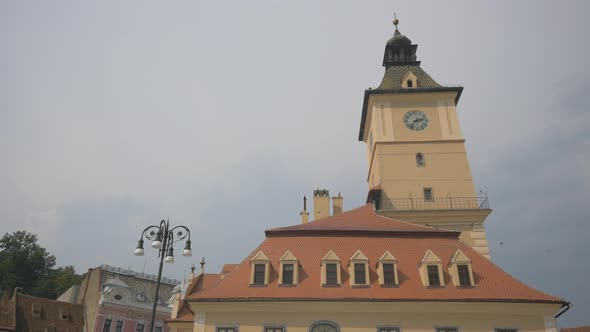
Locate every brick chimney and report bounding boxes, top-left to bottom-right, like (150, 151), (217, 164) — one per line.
(332, 192), (343, 215)
(313, 189), (330, 221)
(300, 195), (309, 224)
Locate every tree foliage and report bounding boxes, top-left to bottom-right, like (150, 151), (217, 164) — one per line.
(0, 230), (82, 299)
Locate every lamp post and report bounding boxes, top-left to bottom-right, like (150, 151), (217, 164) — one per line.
(134, 219), (192, 332)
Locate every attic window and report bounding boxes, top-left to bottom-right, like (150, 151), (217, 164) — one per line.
(253, 264), (266, 285)
(349, 250), (370, 286)
(326, 264), (338, 285)
(419, 250), (444, 287)
(279, 250), (299, 286)
(282, 264), (294, 284)
(321, 251), (341, 286)
(458, 265), (471, 286)
(378, 251), (398, 286)
(114, 294), (122, 301)
(402, 72), (418, 89)
(449, 249), (475, 287)
(249, 251), (270, 286)
(427, 265), (441, 286)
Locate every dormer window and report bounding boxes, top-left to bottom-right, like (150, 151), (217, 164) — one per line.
(250, 251), (270, 286)
(279, 250), (299, 285)
(427, 265), (441, 286)
(354, 264), (366, 284)
(402, 72), (418, 88)
(321, 251), (341, 286)
(458, 265), (471, 286)
(378, 251), (399, 286)
(326, 264), (338, 285)
(449, 249), (475, 287)
(253, 264), (266, 285)
(349, 250), (370, 286)
(419, 250), (444, 287)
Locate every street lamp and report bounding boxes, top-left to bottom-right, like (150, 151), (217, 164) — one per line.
(134, 219), (192, 332)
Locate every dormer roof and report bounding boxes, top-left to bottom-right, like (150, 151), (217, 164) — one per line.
(250, 251), (270, 262)
(279, 250), (298, 261)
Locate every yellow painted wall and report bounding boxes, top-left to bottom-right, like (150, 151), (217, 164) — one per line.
(376, 142), (477, 199)
(186, 302), (561, 332)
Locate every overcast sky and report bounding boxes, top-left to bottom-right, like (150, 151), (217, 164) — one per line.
(0, 0), (588, 327)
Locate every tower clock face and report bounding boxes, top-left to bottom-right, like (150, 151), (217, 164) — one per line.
(403, 110), (429, 131)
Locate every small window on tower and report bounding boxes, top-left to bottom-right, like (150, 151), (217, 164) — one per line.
(423, 188), (433, 201)
(416, 153), (425, 166)
(407, 80), (413, 88)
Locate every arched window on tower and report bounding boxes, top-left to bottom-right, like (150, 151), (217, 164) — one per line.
(416, 153), (425, 167)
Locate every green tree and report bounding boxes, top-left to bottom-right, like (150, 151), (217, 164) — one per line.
(0, 231), (83, 299)
(0, 231), (56, 297)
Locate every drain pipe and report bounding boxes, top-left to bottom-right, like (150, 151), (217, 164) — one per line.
(555, 303), (571, 319)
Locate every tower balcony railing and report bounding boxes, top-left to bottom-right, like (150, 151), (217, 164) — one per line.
(376, 194), (490, 212)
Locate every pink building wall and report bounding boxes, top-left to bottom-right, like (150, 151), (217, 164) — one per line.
(94, 304), (170, 332)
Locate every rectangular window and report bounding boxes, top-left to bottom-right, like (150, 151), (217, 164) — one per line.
(326, 263), (338, 285)
(115, 321), (123, 332)
(379, 327), (400, 332)
(354, 263), (366, 284)
(427, 265), (441, 286)
(495, 329), (518, 332)
(424, 188), (433, 201)
(217, 328), (237, 332)
(103, 319), (112, 332)
(265, 327), (285, 332)
(253, 264), (266, 285)
(435, 328), (458, 332)
(382, 263), (395, 285)
(155, 327), (162, 332)
(136, 324), (145, 332)
(457, 264), (472, 286)
(282, 264), (294, 285)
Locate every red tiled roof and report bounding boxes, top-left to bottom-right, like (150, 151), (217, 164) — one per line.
(221, 264), (239, 275)
(186, 206), (565, 304)
(266, 204), (457, 237)
(187, 236), (564, 303)
(166, 273), (221, 323)
(561, 327), (590, 332)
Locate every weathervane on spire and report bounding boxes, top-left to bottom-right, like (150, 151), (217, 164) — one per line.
(393, 12), (399, 31)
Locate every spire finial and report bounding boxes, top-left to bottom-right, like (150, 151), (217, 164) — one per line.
(303, 195), (307, 211)
(393, 12), (399, 31)
(200, 257), (205, 269)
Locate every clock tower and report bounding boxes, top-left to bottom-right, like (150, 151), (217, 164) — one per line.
(360, 18), (492, 258)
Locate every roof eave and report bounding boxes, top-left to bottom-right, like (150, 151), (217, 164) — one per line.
(358, 86), (464, 141)
(264, 229), (460, 238)
(186, 297), (568, 305)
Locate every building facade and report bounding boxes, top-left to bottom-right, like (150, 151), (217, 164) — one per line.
(166, 18), (568, 332)
(0, 288), (84, 332)
(60, 265), (178, 332)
